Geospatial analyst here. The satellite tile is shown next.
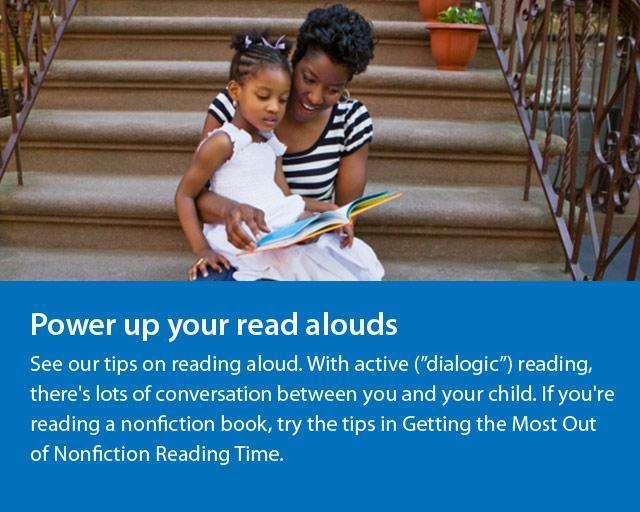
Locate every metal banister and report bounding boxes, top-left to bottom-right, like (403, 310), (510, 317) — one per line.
(0, 0), (78, 185)
(479, 0), (640, 280)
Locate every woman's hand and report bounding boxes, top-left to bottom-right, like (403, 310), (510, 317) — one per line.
(297, 210), (321, 244)
(338, 222), (354, 249)
(224, 202), (270, 250)
(188, 249), (231, 281)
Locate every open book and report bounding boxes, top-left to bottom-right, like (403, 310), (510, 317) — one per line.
(243, 190), (402, 253)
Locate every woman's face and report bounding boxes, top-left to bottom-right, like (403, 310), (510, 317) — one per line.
(288, 50), (351, 123)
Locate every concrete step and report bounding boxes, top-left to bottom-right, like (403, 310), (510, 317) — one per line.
(39, 60), (517, 121)
(383, 260), (569, 281)
(0, 111), (565, 187)
(0, 172), (186, 252)
(75, 0), (424, 21)
(0, 173), (562, 263)
(58, 16), (501, 68)
(0, 246), (190, 280)
(358, 183), (562, 263)
(0, 247), (568, 281)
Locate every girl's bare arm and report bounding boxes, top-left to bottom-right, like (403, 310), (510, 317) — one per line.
(175, 133), (233, 257)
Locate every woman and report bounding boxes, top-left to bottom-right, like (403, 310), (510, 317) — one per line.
(194, 3), (375, 279)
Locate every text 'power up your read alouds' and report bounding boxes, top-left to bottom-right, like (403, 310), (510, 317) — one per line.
(31, 312), (398, 342)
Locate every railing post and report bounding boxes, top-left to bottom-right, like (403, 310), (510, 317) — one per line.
(1, 0), (23, 184)
(479, 0), (640, 280)
(0, 0), (78, 186)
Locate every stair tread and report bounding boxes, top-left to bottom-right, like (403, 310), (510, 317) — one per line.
(2, 110), (565, 156)
(73, 0), (424, 21)
(0, 246), (565, 281)
(0, 246), (189, 280)
(46, 59), (509, 93)
(67, 16), (422, 36)
(383, 260), (569, 281)
(64, 15), (506, 42)
(0, 172), (179, 220)
(0, 172), (555, 231)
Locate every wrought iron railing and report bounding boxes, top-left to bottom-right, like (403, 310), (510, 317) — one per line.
(0, 0), (77, 185)
(479, 0), (639, 280)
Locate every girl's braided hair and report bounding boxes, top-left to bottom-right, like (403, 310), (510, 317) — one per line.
(229, 30), (293, 83)
(292, 4), (375, 80)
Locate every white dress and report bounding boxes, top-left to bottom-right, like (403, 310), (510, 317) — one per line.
(202, 123), (384, 281)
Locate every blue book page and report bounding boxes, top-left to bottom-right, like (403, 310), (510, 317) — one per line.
(346, 190), (389, 217)
(254, 191), (396, 250)
(257, 214), (321, 246)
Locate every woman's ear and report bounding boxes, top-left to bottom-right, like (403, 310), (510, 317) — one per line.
(227, 80), (240, 105)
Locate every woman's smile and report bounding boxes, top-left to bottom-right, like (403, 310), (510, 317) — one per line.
(296, 100), (323, 118)
(302, 102), (321, 111)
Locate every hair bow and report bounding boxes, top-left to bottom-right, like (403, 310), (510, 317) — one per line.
(243, 34), (286, 51)
(261, 35), (286, 51)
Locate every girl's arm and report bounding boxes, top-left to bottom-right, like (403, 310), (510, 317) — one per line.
(198, 112), (234, 223)
(304, 197), (339, 213)
(198, 112), (270, 248)
(175, 133), (233, 267)
(273, 158), (337, 213)
(274, 156), (292, 195)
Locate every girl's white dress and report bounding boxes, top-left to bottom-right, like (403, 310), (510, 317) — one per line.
(202, 123), (384, 281)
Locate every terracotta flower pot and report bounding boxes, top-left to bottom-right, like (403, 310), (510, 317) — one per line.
(426, 21), (486, 71)
(418, 0), (461, 22)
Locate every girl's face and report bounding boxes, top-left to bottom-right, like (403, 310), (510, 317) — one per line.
(230, 66), (291, 133)
(289, 51), (351, 123)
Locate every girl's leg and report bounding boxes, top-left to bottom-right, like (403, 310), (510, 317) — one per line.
(194, 266), (237, 281)
(193, 266), (276, 281)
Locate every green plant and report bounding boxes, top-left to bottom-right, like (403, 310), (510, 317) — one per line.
(437, 6), (483, 24)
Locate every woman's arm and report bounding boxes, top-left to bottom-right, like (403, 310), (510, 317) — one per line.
(334, 144), (369, 206)
(201, 113), (222, 141)
(333, 144), (370, 248)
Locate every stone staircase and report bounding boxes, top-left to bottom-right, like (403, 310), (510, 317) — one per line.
(0, 0), (567, 280)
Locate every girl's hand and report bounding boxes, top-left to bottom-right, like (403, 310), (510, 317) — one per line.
(188, 249), (231, 281)
(303, 198), (339, 213)
(225, 202), (270, 250)
(297, 210), (315, 220)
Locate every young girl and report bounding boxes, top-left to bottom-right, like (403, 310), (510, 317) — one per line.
(199, 5), (376, 260)
(175, 31), (383, 281)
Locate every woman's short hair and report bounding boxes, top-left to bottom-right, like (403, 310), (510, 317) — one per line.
(292, 4), (375, 79)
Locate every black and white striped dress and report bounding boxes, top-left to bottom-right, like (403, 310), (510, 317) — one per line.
(207, 90), (373, 202)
